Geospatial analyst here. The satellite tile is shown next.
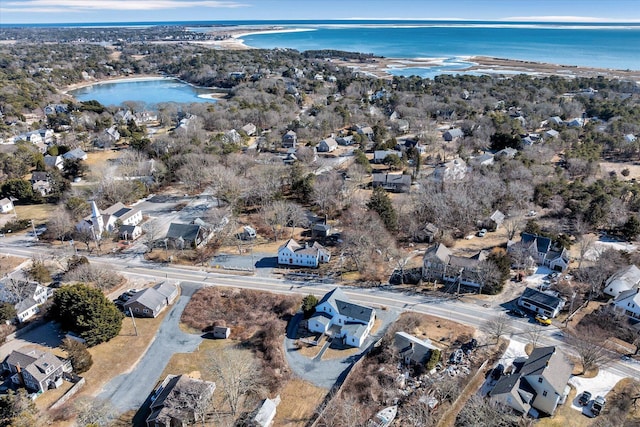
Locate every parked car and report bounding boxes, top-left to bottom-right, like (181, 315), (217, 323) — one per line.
(492, 364), (504, 380)
(535, 314), (552, 326)
(578, 391), (592, 406)
(592, 395), (605, 416)
(508, 308), (528, 318)
(477, 228), (487, 237)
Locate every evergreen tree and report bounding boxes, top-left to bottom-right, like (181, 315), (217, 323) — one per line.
(367, 186), (398, 231)
(51, 284), (123, 347)
(61, 338), (93, 374)
(621, 215), (640, 241)
(301, 294), (318, 318)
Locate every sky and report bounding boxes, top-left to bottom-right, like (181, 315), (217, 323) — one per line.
(1, 0), (639, 25)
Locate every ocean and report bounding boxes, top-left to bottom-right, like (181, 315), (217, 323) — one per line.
(6, 20), (640, 77)
(237, 22), (640, 76)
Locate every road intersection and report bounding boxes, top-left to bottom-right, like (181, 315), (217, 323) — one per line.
(2, 237), (639, 380)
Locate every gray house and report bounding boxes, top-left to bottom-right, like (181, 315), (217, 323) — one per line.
(282, 130), (298, 148)
(372, 173), (412, 193)
(490, 346), (573, 416)
(147, 374), (216, 427)
(3, 348), (72, 393)
(124, 282), (179, 318)
(166, 223), (211, 249)
(443, 128), (464, 142)
(394, 331), (440, 366)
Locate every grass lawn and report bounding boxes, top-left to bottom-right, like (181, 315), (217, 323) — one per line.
(35, 381), (74, 411)
(75, 308), (170, 398)
(537, 386), (594, 427)
(13, 203), (56, 226)
(84, 149), (120, 167)
(275, 379), (327, 427)
(0, 255), (25, 275)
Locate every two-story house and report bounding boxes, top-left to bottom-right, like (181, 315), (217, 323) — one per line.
(507, 233), (570, 272)
(422, 243), (488, 289)
(0, 278), (52, 323)
(282, 130), (298, 148)
(2, 348), (72, 393)
(307, 288), (375, 347)
(490, 346), (573, 416)
(277, 239), (330, 268)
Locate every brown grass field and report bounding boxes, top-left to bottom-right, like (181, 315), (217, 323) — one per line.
(13, 203), (56, 227)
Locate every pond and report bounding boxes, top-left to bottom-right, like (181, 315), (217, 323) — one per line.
(68, 77), (219, 108)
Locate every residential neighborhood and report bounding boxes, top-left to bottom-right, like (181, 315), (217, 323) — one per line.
(1, 19), (640, 427)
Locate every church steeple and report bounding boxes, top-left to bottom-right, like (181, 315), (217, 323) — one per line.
(90, 200), (103, 239)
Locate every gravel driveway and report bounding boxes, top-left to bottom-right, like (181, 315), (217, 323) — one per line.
(284, 307), (399, 389)
(98, 282), (203, 412)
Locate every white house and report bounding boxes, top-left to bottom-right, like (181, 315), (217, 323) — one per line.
(44, 155), (64, 170)
(613, 288), (640, 320)
(604, 265), (640, 298)
(277, 239), (330, 268)
(0, 278), (52, 323)
(373, 150), (403, 163)
(308, 288), (376, 347)
(76, 201), (143, 240)
(62, 148), (88, 161)
(431, 158), (468, 182)
(0, 198), (14, 214)
(317, 137), (338, 152)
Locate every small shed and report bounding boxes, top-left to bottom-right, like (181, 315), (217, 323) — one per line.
(213, 326), (231, 339)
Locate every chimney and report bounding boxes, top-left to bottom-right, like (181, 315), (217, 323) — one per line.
(305, 242), (309, 249)
(16, 363), (25, 386)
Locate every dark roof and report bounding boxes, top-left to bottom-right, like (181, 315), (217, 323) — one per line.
(335, 299), (374, 322)
(491, 371), (522, 396)
(318, 288), (374, 323)
(31, 172), (49, 182)
(148, 375), (216, 426)
(520, 287), (564, 310)
(520, 233), (552, 254)
(166, 223), (202, 242)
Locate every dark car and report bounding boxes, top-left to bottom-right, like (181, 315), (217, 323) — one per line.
(578, 391), (592, 406)
(508, 308), (528, 318)
(592, 395), (605, 416)
(491, 364), (504, 380)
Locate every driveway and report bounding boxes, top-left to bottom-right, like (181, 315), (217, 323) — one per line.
(98, 282), (203, 412)
(0, 321), (63, 360)
(283, 307), (399, 389)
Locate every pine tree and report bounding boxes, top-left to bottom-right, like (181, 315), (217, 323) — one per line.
(52, 284), (123, 347)
(367, 186), (398, 231)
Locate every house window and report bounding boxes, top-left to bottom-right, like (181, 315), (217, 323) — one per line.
(543, 391), (548, 397)
(538, 378), (543, 383)
(143, 309), (149, 314)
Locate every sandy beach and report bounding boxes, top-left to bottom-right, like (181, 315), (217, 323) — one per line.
(62, 75), (169, 93)
(192, 26), (640, 81)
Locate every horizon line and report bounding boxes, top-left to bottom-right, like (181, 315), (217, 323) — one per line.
(2, 17), (640, 26)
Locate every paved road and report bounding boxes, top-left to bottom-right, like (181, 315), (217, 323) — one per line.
(97, 282), (203, 412)
(3, 242), (640, 383)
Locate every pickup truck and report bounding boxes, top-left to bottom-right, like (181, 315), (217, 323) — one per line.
(592, 395), (605, 416)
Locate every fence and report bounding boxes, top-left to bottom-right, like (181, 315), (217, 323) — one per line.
(49, 376), (85, 410)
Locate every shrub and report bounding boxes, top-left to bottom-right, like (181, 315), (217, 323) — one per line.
(61, 338), (93, 374)
(426, 349), (441, 371)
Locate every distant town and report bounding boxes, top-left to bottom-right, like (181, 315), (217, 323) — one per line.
(0, 24), (640, 427)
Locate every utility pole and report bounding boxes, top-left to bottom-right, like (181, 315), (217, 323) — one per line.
(128, 307), (138, 336)
(30, 219), (38, 241)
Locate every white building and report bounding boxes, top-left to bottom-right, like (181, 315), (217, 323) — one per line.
(277, 239), (330, 268)
(308, 288), (376, 347)
(604, 265), (640, 298)
(76, 201), (143, 240)
(0, 198), (14, 214)
(613, 288), (640, 320)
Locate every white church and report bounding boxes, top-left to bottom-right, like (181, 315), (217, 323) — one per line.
(76, 201), (143, 240)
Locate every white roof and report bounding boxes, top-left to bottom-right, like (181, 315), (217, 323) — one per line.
(604, 265), (640, 297)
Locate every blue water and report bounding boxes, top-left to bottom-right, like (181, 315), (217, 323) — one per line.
(241, 23), (640, 75)
(69, 78), (217, 107)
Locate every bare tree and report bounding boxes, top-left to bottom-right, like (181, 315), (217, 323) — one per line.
(74, 396), (117, 427)
(316, 394), (366, 427)
(577, 234), (596, 269)
(456, 395), (523, 427)
(313, 172), (343, 219)
(207, 347), (263, 417)
(47, 205), (73, 242)
(502, 215), (522, 241)
(482, 314), (512, 344)
(261, 200), (306, 241)
(567, 327), (616, 374)
(525, 324), (545, 347)
(143, 219), (161, 252)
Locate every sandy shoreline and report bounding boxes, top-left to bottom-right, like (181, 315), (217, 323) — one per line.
(193, 26), (640, 81)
